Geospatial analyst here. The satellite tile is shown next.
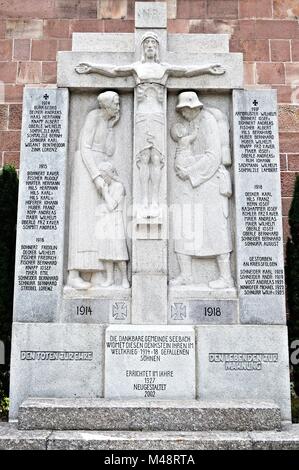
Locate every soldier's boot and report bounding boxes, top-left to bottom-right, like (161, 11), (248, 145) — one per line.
(209, 254), (234, 289)
(90, 271), (104, 287)
(67, 270), (91, 290)
(169, 254), (193, 286)
(118, 261), (130, 288)
(102, 261), (114, 287)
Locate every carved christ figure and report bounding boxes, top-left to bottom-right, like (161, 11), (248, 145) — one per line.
(75, 32), (225, 84)
(75, 32), (225, 217)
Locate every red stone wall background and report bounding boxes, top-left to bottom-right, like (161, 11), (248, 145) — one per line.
(0, 0), (298, 241)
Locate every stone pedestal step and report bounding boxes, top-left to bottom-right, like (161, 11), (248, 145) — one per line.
(18, 398), (281, 432)
(1, 423), (299, 450)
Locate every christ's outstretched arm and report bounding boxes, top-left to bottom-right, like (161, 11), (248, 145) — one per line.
(166, 63), (225, 77)
(75, 63), (135, 77)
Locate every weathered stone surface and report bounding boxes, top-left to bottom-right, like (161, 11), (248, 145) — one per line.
(105, 325), (195, 399)
(0, 423), (49, 450)
(71, 32), (229, 53)
(132, 274), (167, 324)
(72, 32), (134, 51)
(233, 89), (286, 324)
(135, 2), (167, 29)
(196, 325), (291, 421)
(168, 298), (238, 325)
(47, 430), (253, 450)
(62, 288), (131, 324)
(1, 424), (299, 450)
(250, 425), (299, 450)
(9, 323), (105, 420)
(13, 87), (68, 323)
(57, 51), (243, 90)
(17, 398), (281, 432)
(132, 240), (167, 274)
(168, 34), (229, 53)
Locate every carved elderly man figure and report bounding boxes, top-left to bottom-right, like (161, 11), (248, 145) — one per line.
(67, 91), (121, 289)
(170, 91), (234, 289)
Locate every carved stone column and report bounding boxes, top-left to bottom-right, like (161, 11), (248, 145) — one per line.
(131, 5), (168, 324)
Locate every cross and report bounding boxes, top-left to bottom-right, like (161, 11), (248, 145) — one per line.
(57, 1), (243, 324)
(171, 303), (187, 320)
(112, 302), (128, 320)
(43, 93), (49, 100)
(253, 100), (259, 106)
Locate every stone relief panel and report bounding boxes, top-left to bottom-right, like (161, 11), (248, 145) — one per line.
(75, 31), (226, 224)
(135, 82), (165, 219)
(168, 92), (236, 289)
(66, 91), (133, 290)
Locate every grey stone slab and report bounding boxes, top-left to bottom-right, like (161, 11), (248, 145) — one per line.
(233, 89), (286, 324)
(250, 426), (299, 450)
(132, 274), (167, 324)
(18, 398), (150, 431)
(166, 52), (243, 90)
(71, 32), (229, 54)
(72, 33), (134, 52)
(62, 298), (110, 323)
(13, 87), (69, 322)
(2, 425), (299, 450)
(57, 51), (136, 89)
(132, 240), (167, 274)
(168, 299), (238, 325)
(18, 398), (280, 432)
(168, 34), (229, 53)
(135, 2), (167, 29)
(57, 51), (243, 90)
(105, 326), (195, 399)
(47, 430), (253, 450)
(9, 323), (105, 420)
(61, 287), (131, 324)
(196, 325), (292, 421)
(0, 423), (49, 450)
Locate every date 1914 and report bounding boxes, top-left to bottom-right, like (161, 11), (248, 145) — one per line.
(76, 305), (92, 316)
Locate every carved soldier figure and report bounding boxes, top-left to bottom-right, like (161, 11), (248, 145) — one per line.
(67, 91), (122, 289)
(170, 91), (234, 289)
(75, 32), (226, 218)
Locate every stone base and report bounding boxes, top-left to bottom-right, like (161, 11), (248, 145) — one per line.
(1, 423), (299, 450)
(18, 398), (281, 432)
(169, 285), (238, 299)
(62, 286), (131, 323)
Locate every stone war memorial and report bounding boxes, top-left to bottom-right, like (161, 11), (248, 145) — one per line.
(4, 1), (298, 450)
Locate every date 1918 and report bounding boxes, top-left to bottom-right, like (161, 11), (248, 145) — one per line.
(204, 306), (221, 316)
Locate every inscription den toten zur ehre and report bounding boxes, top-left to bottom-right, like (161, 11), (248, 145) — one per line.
(9, 2), (291, 425)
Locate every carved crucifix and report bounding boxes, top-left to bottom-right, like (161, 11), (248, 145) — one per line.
(75, 31), (226, 223)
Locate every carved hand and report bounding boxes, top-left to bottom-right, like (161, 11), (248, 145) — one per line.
(208, 64), (225, 75)
(108, 114), (120, 128)
(176, 167), (189, 181)
(75, 63), (92, 74)
(94, 176), (105, 191)
(102, 183), (109, 197)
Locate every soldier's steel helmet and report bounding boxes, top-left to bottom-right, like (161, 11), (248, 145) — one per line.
(176, 92), (203, 109)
